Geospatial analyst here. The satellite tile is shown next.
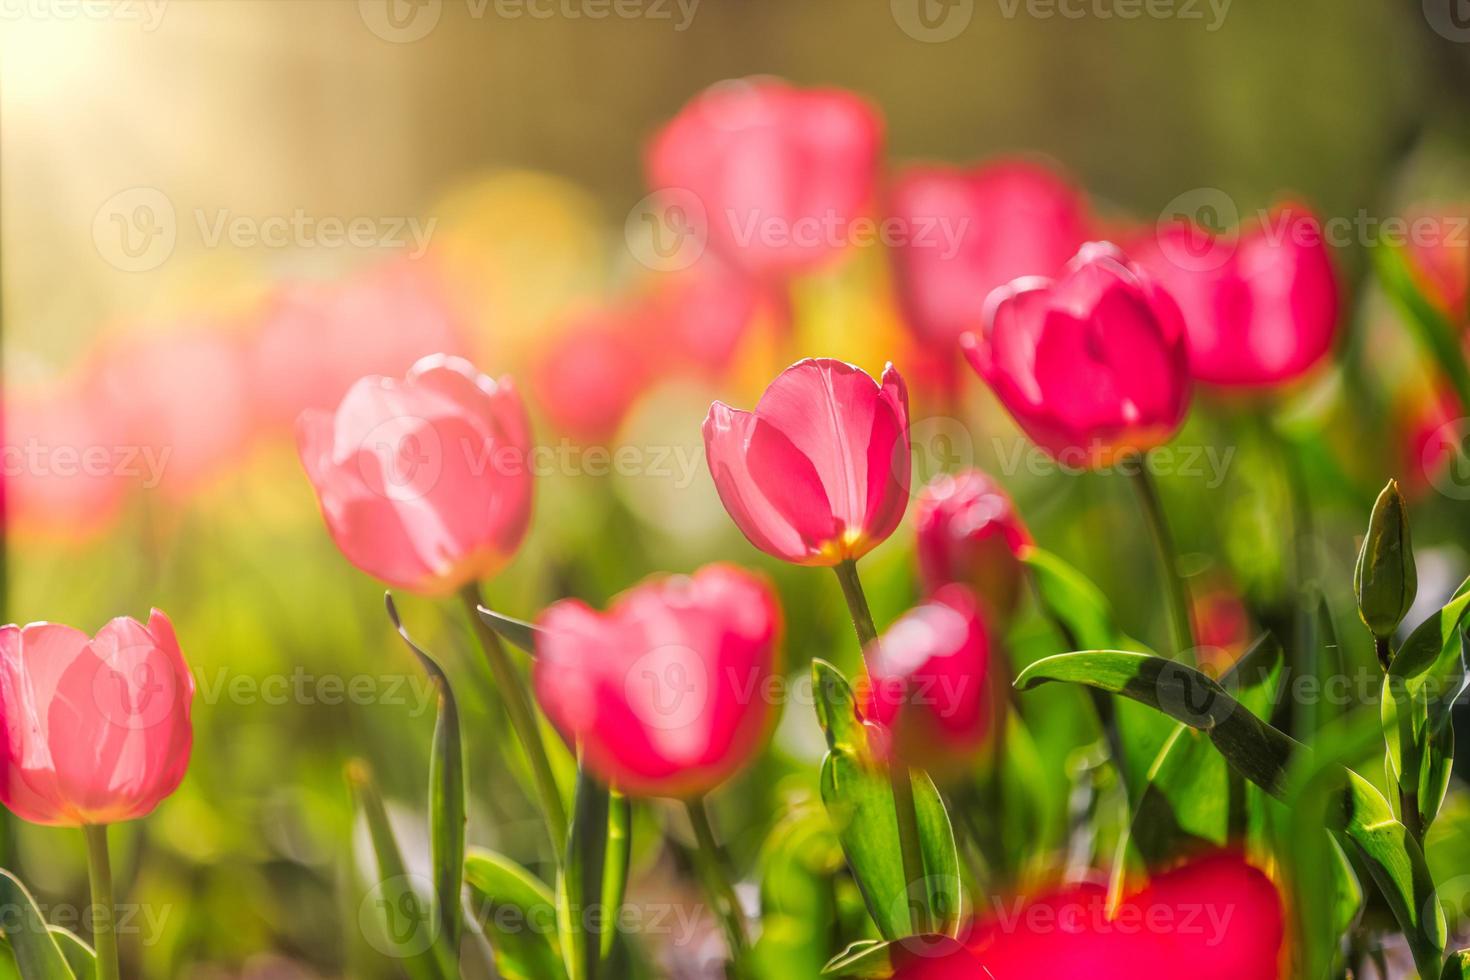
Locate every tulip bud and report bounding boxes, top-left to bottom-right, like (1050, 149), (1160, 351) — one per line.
(1354, 479), (1417, 648)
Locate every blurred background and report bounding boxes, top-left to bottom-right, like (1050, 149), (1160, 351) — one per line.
(4, 2), (1470, 976)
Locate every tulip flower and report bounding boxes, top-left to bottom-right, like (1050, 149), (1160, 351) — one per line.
(888, 160), (1092, 353)
(1355, 479), (1417, 662)
(0, 611), (194, 827)
(962, 242), (1191, 468)
(703, 358), (911, 566)
(1402, 203), (1468, 328)
(529, 303), (657, 443)
(646, 78), (883, 279)
(859, 585), (994, 774)
(297, 354), (532, 596)
(1132, 206), (1340, 387)
(895, 851), (1284, 980)
(914, 470), (1030, 623)
(533, 563), (781, 798)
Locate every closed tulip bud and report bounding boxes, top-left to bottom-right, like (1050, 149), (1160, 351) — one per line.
(858, 585), (995, 775)
(534, 564), (781, 798)
(1355, 479), (1417, 648)
(297, 354), (533, 596)
(704, 358), (910, 566)
(962, 242), (1191, 469)
(914, 470), (1030, 624)
(0, 611), (194, 827)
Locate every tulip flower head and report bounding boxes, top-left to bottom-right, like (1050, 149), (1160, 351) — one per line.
(534, 564), (781, 798)
(963, 242), (1191, 468)
(704, 358), (911, 566)
(889, 160), (1092, 352)
(859, 585), (994, 774)
(646, 77), (883, 279)
(1133, 206), (1340, 387)
(297, 354), (533, 596)
(0, 611), (194, 827)
(895, 850), (1284, 980)
(914, 470), (1030, 623)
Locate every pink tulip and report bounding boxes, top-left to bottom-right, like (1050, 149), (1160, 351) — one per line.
(297, 354), (532, 596)
(859, 585), (994, 773)
(529, 303), (656, 443)
(533, 564), (780, 797)
(704, 358), (910, 566)
(963, 242), (1190, 468)
(254, 257), (468, 429)
(0, 611), (194, 827)
(644, 260), (771, 380)
(896, 851), (1284, 980)
(914, 470), (1030, 623)
(1132, 206), (1340, 387)
(1403, 203), (1469, 328)
(889, 160), (1092, 352)
(646, 78), (883, 279)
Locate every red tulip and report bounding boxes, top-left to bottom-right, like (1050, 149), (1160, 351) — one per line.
(914, 470), (1030, 623)
(533, 564), (781, 797)
(1132, 206), (1340, 387)
(704, 358), (910, 566)
(963, 242), (1190, 468)
(859, 585), (994, 773)
(529, 303), (656, 443)
(889, 160), (1092, 351)
(646, 78), (883, 279)
(1403, 203), (1469, 328)
(297, 354), (532, 596)
(254, 257), (468, 429)
(0, 611), (194, 827)
(896, 851), (1284, 980)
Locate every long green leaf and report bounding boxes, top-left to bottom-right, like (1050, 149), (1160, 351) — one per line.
(347, 761), (454, 980)
(599, 792), (631, 968)
(0, 870), (75, 980)
(387, 594), (467, 952)
(559, 763), (610, 980)
(1016, 650), (1447, 977)
(464, 849), (567, 980)
(475, 606), (542, 658)
(48, 930), (94, 980)
(820, 938), (895, 977)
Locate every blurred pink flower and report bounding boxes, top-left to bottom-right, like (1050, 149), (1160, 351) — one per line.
(297, 354), (532, 596)
(534, 563), (780, 797)
(1403, 203), (1469, 328)
(529, 302), (656, 443)
(963, 242), (1191, 468)
(0, 610), (194, 827)
(647, 78), (883, 279)
(254, 257), (469, 429)
(896, 850), (1284, 980)
(889, 160), (1092, 353)
(704, 358), (910, 565)
(914, 470), (1030, 624)
(859, 584), (995, 774)
(1132, 205), (1340, 387)
(643, 259), (771, 379)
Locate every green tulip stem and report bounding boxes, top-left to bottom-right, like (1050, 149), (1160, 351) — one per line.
(459, 584), (567, 860)
(684, 796), (751, 975)
(84, 823), (120, 980)
(1127, 461), (1197, 661)
(834, 558), (933, 936)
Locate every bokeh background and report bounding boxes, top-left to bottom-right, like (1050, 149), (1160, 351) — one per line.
(5, 2), (1470, 976)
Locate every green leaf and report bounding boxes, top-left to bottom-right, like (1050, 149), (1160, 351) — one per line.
(387, 594), (466, 952)
(347, 761), (455, 980)
(48, 930), (94, 980)
(475, 605), (542, 657)
(599, 792), (631, 967)
(1016, 650), (1447, 978)
(812, 658), (861, 753)
(464, 849), (567, 980)
(1443, 949), (1470, 978)
(820, 938), (895, 977)
(753, 807), (843, 980)
(559, 764), (610, 980)
(0, 870), (76, 980)
(819, 748), (960, 941)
